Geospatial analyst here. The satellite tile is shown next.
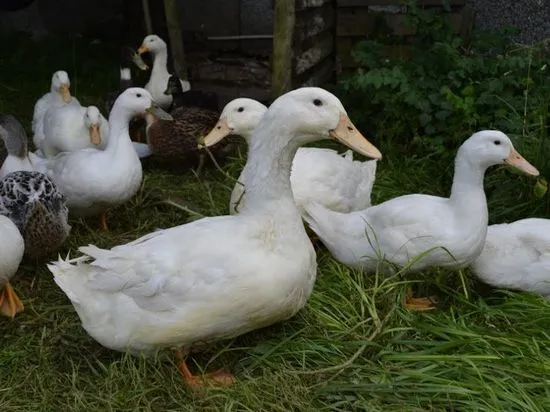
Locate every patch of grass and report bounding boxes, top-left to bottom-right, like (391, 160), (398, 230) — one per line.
(1, 30), (550, 411)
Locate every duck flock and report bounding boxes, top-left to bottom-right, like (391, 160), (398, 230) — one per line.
(0, 33), (547, 389)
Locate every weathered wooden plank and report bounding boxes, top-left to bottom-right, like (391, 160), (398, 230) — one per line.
(294, 31), (334, 75)
(163, 0), (188, 80)
(337, 37), (413, 67)
(295, 55), (335, 87)
(192, 82), (272, 108)
(336, 37), (355, 68)
(191, 56), (270, 88)
(337, 9), (466, 37)
(459, 4), (475, 40)
(294, 3), (335, 43)
(337, 0), (465, 6)
(296, 0), (332, 11)
(337, 10), (376, 37)
(272, 0), (296, 98)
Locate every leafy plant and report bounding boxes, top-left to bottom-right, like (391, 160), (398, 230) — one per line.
(339, 0), (550, 156)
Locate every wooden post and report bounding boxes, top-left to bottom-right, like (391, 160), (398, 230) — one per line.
(272, 0), (295, 98)
(163, 0), (188, 80)
(142, 0), (153, 34)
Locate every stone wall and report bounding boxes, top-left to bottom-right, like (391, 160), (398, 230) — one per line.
(467, 0), (549, 44)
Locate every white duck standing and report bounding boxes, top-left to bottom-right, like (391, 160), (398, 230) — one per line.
(471, 218), (550, 298)
(41, 105), (109, 158)
(303, 131), (539, 310)
(137, 34), (191, 110)
(202, 98), (378, 216)
(45, 88), (172, 231)
(32, 70), (80, 150)
(0, 214), (25, 318)
(47, 87), (381, 390)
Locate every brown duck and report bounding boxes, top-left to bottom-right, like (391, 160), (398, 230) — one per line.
(144, 74), (239, 173)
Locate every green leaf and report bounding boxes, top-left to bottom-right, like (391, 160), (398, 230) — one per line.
(534, 178), (548, 199)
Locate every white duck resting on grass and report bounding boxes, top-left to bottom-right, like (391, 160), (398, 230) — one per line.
(0, 214), (25, 318)
(302, 131), (539, 310)
(32, 70), (80, 150)
(471, 218), (550, 298)
(41, 104), (109, 158)
(202, 98), (379, 216)
(47, 87), (382, 390)
(137, 34), (191, 110)
(44, 88), (172, 231)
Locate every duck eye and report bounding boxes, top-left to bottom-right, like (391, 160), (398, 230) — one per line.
(136, 93), (142, 98)
(237, 107), (244, 112)
(313, 99), (322, 106)
(493, 140), (501, 145)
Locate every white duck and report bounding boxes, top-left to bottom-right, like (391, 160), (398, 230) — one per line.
(47, 87), (382, 389)
(45, 88), (172, 231)
(202, 98), (378, 216)
(41, 105), (109, 158)
(0, 214), (25, 318)
(471, 218), (550, 298)
(32, 70), (80, 150)
(303, 131), (539, 309)
(137, 34), (191, 110)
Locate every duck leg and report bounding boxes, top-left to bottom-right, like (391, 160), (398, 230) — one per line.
(174, 348), (235, 391)
(99, 212), (109, 232)
(404, 287), (436, 311)
(0, 282), (24, 318)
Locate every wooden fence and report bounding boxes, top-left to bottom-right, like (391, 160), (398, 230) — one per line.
(336, 0), (475, 69)
(127, 0), (475, 103)
(273, 0), (337, 98)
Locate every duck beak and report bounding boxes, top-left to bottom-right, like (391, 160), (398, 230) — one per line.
(200, 118), (231, 148)
(329, 113), (382, 160)
(504, 148), (539, 176)
(145, 103), (173, 121)
(59, 83), (71, 103)
(132, 51), (149, 70)
(138, 44), (148, 54)
(89, 124), (101, 145)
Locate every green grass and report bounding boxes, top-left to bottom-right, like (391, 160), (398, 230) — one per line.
(2, 31), (550, 411)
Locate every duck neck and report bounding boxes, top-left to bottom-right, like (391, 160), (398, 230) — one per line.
(449, 153), (488, 218)
(152, 49), (169, 79)
(239, 111), (301, 217)
(106, 106), (134, 155)
(52, 91), (66, 104)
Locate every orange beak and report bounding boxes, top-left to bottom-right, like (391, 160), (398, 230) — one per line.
(200, 118), (232, 148)
(89, 124), (101, 145)
(329, 113), (382, 160)
(138, 44), (148, 54)
(504, 147), (539, 176)
(59, 83), (71, 103)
